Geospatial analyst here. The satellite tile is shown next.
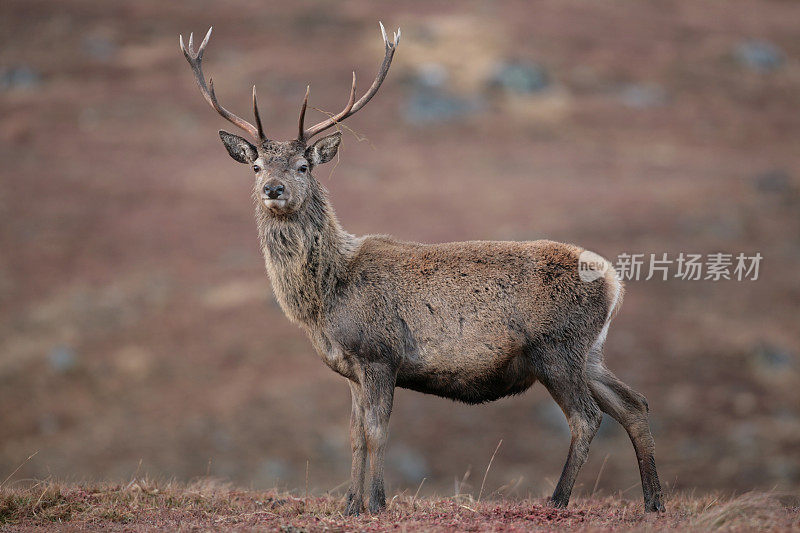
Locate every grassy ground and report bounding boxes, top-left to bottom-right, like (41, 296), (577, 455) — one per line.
(1, 480), (797, 532)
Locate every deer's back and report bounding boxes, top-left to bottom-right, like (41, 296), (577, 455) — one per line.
(324, 237), (614, 403)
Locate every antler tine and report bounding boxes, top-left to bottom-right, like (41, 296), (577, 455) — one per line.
(380, 21), (388, 45)
(298, 74), (356, 142)
(252, 86), (266, 142)
(180, 27), (261, 140)
(300, 21), (399, 141)
(298, 85), (310, 141)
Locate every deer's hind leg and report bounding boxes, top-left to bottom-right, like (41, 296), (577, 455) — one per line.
(587, 351), (665, 512)
(540, 363), (603, 509)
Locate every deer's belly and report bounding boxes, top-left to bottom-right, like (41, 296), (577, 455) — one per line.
(396, 341), (537, 404)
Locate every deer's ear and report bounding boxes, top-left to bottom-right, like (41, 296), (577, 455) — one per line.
(219, 130), (257, 164)
(305, 132), (341, 166)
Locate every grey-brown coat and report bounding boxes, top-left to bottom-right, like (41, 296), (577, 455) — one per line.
(180, 24), (665, 515)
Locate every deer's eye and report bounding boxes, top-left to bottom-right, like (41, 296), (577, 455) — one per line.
(252, 164), (261, 173)
(298, 164), (308, 173)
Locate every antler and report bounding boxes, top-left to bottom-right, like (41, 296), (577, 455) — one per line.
(298, 21), (400, 142)
(180, 27), (265, 142)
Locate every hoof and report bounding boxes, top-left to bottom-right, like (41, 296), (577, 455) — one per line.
(344, 493), (363, 516)
(368, 500), (386, 514)
(645, 498), (666, 513)
(344, 502), (361, 516)
(368, 485), (386, 514)
(548, 497), (569, 509)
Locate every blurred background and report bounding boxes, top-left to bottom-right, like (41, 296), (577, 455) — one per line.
(1, 0), (798, 499)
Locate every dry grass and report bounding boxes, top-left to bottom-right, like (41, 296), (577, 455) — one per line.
(1, 480), (797, 532)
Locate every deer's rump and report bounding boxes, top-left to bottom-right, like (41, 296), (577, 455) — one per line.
(328, 237), (612, 404)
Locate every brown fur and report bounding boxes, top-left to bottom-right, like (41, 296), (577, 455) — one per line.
(180, 28), (663, 514)
(207, 131), (665, 515)
(177, 16), (668, 507)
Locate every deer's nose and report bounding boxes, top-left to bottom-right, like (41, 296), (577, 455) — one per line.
(263, 183), (285, 199)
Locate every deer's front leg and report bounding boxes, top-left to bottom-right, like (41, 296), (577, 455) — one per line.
(344, 381), (367, 516)
(361, 363), (396, 514)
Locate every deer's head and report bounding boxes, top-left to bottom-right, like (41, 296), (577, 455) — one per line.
(180, 25), (400, 216)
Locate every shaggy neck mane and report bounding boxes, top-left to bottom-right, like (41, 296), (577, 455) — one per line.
(254, 180), (356, 327)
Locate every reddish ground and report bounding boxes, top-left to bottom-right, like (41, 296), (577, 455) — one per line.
(2, 482), (799, 531)
(1, 0), (799, 505)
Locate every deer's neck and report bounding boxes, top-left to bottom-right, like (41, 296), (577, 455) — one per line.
(255, 184), (356, 328)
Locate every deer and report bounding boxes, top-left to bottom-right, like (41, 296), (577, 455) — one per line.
(179, 24), (665, 515)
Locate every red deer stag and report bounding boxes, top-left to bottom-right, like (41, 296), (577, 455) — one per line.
(179, 24), (665, 515)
